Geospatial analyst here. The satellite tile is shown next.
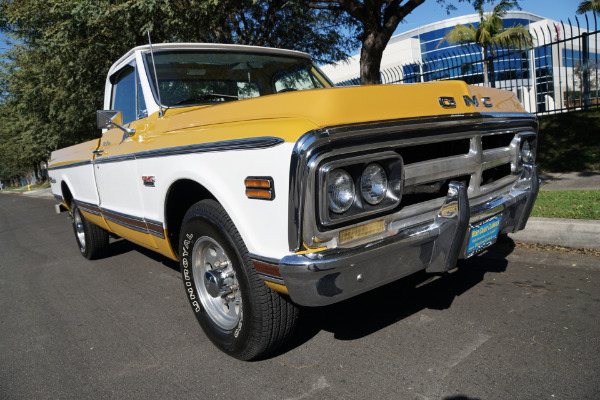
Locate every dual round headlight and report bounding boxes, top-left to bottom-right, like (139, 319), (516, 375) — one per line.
(327, 169), (354, 213)
(327, 163), (388, 214)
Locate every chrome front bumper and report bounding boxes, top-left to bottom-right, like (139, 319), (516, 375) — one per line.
(279, 164), (539, 307)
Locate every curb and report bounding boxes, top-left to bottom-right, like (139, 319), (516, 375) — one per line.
(509, 217), (600, 250)
(0, 188), (54, 199)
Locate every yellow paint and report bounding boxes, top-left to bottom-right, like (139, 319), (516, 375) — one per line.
(51, 82), (526, 169)
(49, 138), (100, 168)
(105, 221), (158, 249)
(154, 229), (179, 261)
(79, 210), (110, 231)
(101, 220), (178, 261)
(296, 245), (328, 254)
(265, 281), (289, 295)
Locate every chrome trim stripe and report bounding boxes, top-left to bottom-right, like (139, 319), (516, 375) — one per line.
(95, 137), (285, 166)
(48, 137), (284, 170)
(146, 219), (166, 238)
(134, 137), (285, 159)
(73, 199), (166, 239)
(74, 199), (102, 216)
(47, 160), (92, 171)
(93, 154), (136, 165)
(287, 112), (537, 251)
(103, 214), (148, 234)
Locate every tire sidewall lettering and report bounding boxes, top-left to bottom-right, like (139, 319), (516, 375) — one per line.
(179, 217), (249, 348)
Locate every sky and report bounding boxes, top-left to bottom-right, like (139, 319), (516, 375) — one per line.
(0, 0), (590, 59)
(397, 0), (585, 34)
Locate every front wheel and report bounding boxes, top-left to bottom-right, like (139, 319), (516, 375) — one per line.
(70, 201), (109, 260)
(179, 200), (298, 360)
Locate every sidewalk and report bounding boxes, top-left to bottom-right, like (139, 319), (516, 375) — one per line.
(508, 171), (600, 250)
(0, 187), (54, 199)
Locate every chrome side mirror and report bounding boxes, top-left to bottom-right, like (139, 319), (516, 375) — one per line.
(96, 110), (135, 136)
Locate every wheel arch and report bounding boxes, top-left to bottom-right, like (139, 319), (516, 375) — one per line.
(164, 179), (217, 255)
(61, 180), (74, 209)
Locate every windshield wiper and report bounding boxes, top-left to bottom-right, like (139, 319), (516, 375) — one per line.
(171, 93), (240, 106)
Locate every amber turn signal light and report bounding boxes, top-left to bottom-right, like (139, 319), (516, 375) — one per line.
(245, 177), (275, 200)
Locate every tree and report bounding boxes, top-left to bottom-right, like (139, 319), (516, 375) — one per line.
(0, 0), (356, 179)
(439, 0), (532, 87)
(577, 0), (600, 14)
(308, 0), (434, 85)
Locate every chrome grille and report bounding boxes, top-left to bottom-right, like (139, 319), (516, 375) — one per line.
(288, 113), (538, 251)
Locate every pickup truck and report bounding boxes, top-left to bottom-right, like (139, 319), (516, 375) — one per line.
(49, 43), (539, 360)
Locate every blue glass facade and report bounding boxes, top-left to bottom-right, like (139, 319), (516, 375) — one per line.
(411, 17), (534, 85)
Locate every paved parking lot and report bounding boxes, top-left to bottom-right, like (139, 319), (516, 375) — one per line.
(1, 194), (599, 400)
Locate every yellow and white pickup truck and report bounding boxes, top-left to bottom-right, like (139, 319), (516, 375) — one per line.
(49, 43), (539, 360)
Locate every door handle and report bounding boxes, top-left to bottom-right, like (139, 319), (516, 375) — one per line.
(93, 149), (105, 155)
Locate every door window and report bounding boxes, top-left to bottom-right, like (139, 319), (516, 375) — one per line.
(111, 63), (147, 124)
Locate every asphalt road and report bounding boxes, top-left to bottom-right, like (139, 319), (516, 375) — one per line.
(1, 194), (599, 400)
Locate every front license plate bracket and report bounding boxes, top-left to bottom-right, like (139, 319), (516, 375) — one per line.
(466, 214), (502, 258)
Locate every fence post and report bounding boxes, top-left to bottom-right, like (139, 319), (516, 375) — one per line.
(582, 32), (591, 109)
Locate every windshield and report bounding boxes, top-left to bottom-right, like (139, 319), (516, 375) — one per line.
(144, 50), (332, 107)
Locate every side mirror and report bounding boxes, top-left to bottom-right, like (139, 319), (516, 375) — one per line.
(96, 110), (135, 136)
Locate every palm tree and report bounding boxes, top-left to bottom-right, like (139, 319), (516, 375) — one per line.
(577, 0), (600, 14)
(439, 0), (532, 87)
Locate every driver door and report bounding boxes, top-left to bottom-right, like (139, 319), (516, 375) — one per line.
(93, 61), (156, 248)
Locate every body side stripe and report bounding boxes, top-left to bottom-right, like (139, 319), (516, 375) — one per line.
(73, 199), (166, 239)
(48, 160), (92, 171)
(48, 136), (284, 170)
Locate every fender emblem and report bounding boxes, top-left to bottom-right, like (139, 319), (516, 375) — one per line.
(142, 176), (155, 187)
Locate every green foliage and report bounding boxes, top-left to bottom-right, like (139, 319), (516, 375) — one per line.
(439, 0), (531, 86)
(536, 109), (600, 172)
(577, 0), (600, 14)
(0, 0), (357, 180)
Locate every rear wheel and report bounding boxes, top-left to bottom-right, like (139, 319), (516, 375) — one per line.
(70, 202), (109, 260)
(179, 200), (298, 360)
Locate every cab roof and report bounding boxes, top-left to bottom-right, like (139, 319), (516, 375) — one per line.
(109, 43), (313, 76)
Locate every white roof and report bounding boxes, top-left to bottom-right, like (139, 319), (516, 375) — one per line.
(109, 42), (312, 75)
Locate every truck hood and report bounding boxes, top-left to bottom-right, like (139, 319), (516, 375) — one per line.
(162, 80), (526, 140)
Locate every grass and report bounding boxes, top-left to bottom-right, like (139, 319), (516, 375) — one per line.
(531, 190), (600, 220)
(536, 109), (600, 172)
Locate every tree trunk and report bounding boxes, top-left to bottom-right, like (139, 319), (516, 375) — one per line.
(482, 46), (496, 88)
(360, 29), (389, 85)
(482, 47), (490, 87)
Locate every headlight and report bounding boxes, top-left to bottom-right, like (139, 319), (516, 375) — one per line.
(520, 139), (534, 163)
(327, 169), (355, 213)
(360, 163), (388, 205)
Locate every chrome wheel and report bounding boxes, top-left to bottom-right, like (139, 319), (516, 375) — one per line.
(192, 236), (241, 330)
(73, 208), (86, 250)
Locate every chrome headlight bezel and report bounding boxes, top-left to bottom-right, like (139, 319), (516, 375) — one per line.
(511, 132), (537, 172)
(318, 152), (404, 227)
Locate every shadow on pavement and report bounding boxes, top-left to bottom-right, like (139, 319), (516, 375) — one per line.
(94, 226), (518, 359)
(276, 236), (516, 356)
(102, 237), (180, 272)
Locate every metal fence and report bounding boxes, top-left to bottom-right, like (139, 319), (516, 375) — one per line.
(336, 14), (600, 115)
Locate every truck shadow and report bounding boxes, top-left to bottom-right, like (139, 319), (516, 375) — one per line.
(100, 230), (517, 359)
(103, 238), (181, 272)
(276, 236), (516, 356)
